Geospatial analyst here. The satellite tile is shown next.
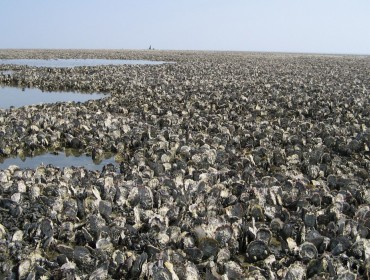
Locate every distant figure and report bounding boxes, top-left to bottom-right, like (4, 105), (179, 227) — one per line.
(149, 45), (152, 50)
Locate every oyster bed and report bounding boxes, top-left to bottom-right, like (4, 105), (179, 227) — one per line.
(0, 49), (369, 279)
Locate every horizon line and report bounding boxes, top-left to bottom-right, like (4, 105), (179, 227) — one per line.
(0, 47), (369, 57)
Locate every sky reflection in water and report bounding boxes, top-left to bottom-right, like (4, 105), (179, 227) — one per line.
(0, 58), (166, 67)
(0, 86), (106, 108)
(0, 152), (118, 171)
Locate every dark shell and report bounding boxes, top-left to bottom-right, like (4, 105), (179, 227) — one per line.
(299, 242), (318, 261)
(98, 200), (112, 220)
(127, 185), (153, 210)
(245, 240), (269, 262)
(40, 218), (54, 238)
(214, 225), (233, 246)
(304, 212), (317, 228)
(73, 246), (92, 265)
(225, 203), (244, 220)
(305, 230), (324, 249)
(198, 237), (220, 259)
(256, 228), (272, 244)
(184, 247), (203, 263)
(270, 218), (284, 233)
(330, 236), (352, 256)
(152, 266), (172, 280)
(249, 204), (265, 221)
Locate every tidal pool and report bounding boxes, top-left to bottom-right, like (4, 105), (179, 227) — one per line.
(1, 70), (14, 75)
(0, 86), (107, 108)
(0, 152), (118, 171)
(0, 59), (167, 68)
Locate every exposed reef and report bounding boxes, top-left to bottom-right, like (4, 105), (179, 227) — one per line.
(0, 49), (369, 279)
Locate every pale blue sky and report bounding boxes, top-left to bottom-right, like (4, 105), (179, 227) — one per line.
(1, 0), (369, 54)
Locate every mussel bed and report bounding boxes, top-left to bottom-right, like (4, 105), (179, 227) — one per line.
(0, 49), (369, 279)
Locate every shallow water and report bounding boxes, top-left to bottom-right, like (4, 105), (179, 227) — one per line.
(0, 59), (166, 68)
(1, 70), (14, 75)
(0, 152), (118, 171)
(0, 86), (106, 108)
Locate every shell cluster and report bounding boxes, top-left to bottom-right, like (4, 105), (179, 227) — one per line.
(0, 49), (369, 279)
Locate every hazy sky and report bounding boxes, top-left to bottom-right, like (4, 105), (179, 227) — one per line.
(1, 0), (369, 54)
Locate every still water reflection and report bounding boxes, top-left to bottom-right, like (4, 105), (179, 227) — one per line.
(0, 152), (118, 171)
(0, 86), (107, 109)
(1, 70), (14, 75)
(0, 59), (166, 68)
